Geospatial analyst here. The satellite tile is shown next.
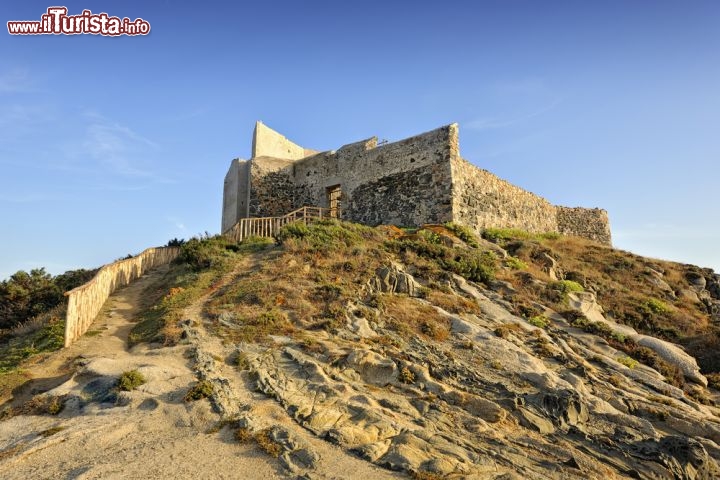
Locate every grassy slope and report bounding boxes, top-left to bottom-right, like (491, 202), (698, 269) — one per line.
(4, 220), (718, 408)
(488, 230), (720, 374)
(119, 220), (720, 383)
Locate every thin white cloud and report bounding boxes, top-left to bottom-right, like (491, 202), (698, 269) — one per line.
(59, 115), (170, 183)
(0, 104), (54, 126)
(82, 123), (155, 177)
(467, 99), (562, 131)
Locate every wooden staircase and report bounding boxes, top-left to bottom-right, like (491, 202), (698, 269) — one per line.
(223, 206), (332, 243)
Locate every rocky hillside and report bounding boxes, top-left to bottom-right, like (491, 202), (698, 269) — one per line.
(2, 220), (720, 479)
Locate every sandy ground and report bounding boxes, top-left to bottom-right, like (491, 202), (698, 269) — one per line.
(0, 265), (402, 479)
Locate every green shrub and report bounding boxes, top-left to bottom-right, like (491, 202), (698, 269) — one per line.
(117, 370), (146, 391)
(644, 298), (670, 315)
(184, 380), (214, 401)
(483, 228), (533, 243)
(417, 229), (442, 244)
(177, 235), (238, 271)
(443, 251), (497, 283)
(0, 311), (65, 374)
(527, 315), (549, 329)
(0, 266), (95, 331)
(568, 315), (590, 328)
(506, 256), (528, 270)
(482, 228), (560, 244)
(583, 320), (613, 337)
(276, 219), (378, 252)
(617, 356), (639, 369)
(276, 221), (310, 240)
(388, 236), (497, 284)
(538, 232), (561, 240)
(611, 331), (627, 343)
(237, 236), (274, 253)
(553, 280), (584, 294)
(443, 222), (480, 248)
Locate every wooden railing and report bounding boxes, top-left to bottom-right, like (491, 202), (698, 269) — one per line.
(224, 206), (331, 243)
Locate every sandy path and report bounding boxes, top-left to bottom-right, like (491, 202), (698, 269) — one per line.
(0, 263), (287, 479)
(6, 266), (169, 408)
(0, 260), (403, 479)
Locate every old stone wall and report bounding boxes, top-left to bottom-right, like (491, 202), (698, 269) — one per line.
(64, 246), (180, 347)
(238, 125), (457, 226)
(451, 157), (559, 234)
(223, 121), (612, 245)
(252, 121), (307, 160)
(556, 206), (612, 244)
(290, 125), (456, 225)
(222, 159), (251, 233)
(248, 156), (296, 217)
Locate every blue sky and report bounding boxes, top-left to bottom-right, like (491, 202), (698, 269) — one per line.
(1, 1), (719, 280)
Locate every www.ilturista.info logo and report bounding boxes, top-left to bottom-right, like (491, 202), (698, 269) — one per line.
(7, 7), (150, 36)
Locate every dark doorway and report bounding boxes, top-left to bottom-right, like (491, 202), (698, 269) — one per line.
(326, 185), (342, 219)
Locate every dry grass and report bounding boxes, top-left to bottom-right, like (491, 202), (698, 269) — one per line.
(205, 222), (389, 343)
(425, 290), (480, 314)
(492, 231), (720, 373)
(607, 374), (624, 388)
(362, 335), (401, 349)
(234, 427), (253, 443)
(184, 380), (214, 402)
(410, 470), (445, 480)
(706, 372), (720, 390)
(399, 367), (416, 384)
(382, 295), (451, 342)
(38, 426), (66, 437)
(494, 323), (524, 339)
(254, 428), (283, 457)
(5, 394), (66, 418)
(129, 262), (226, 347)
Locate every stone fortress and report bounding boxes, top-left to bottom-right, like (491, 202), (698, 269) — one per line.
(222, 122), (611, 245)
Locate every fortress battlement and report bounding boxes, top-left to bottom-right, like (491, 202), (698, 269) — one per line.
(222, 122), (611, 245)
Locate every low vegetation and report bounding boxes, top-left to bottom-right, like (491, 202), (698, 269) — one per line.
(4, 217), (720, 478)
(205, 220), (387, 344)
(489, 229), (720, 374)
(0, 267), (96, 331)
(129, 234), (269, 346)
(184, 380), (214, 402)
(388, 233), (497, 284)
(117, 370), (146, 391)
(443, 222), (480, 248)
(0, 308), (65, 375)
(0, 268), (96, 392)
(253, 428), (283, 457)
(482, 228), (559, 243)
(1, 394), (66, 419)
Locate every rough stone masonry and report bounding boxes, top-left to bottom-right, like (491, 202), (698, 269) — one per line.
(222, 121), (611, 245)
